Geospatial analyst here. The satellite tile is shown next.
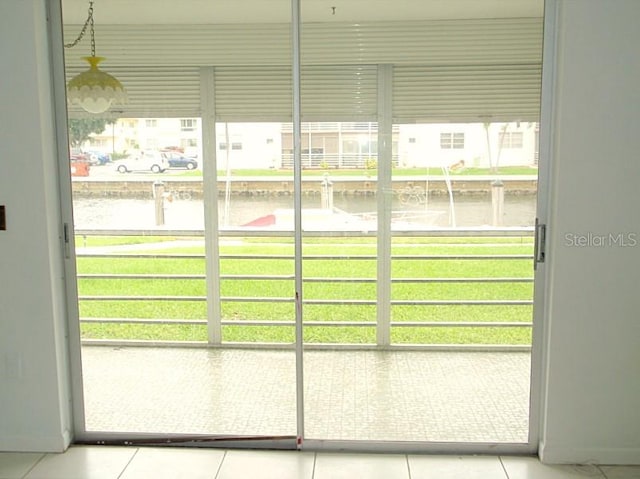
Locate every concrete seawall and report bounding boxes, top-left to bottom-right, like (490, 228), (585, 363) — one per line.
(71, 176), (538, 199)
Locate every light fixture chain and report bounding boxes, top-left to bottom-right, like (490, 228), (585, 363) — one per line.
(89, 0), (96, 56)
(63, 0), (95, 54)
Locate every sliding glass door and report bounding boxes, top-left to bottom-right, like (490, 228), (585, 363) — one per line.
(59, 0), (544, 450)
(61, 0), (298, 442)
(298, 0), (542, 445)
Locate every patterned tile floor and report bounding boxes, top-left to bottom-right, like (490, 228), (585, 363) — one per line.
(81, 346), (531, 443)
(5, 447), (638, 479)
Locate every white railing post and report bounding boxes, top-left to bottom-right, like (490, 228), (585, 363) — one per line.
(200, 67), (222, 345)
(377, 64), (393, 347)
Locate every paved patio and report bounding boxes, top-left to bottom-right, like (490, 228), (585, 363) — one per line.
(81, 346), (531, 443)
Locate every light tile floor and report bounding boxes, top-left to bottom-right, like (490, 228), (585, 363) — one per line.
(81, 346), (531, 443)
(1, 447), (639, 479)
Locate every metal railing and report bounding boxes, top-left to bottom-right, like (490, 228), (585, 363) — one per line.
(75, 228), (535, 350)
(280, 153), (399, 169)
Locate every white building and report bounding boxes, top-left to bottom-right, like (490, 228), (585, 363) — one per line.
(399, 122), (539, 169)
(87, 120), (538, 170)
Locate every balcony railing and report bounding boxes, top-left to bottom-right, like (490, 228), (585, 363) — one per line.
(74, 228), (534, 351)
(280, 153), (399, 169)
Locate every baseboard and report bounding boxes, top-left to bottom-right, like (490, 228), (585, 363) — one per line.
(539, 441), (640, 465)
(0, 433), (70, 453)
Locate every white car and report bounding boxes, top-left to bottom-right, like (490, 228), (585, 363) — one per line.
(116, 150), (169, 173)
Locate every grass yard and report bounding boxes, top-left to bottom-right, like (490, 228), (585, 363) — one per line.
(76, 236), (534, 345)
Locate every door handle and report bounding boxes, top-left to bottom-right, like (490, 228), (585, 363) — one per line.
(534, 217), (546, 270)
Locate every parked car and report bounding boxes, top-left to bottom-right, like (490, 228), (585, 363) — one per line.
(163, 151), (198, 170)
(115, 150), (168, 173)
(85, 150), (111, 166)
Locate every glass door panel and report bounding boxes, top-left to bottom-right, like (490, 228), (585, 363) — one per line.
(215, 121), (297, 437)
(63, 0), (296, 440)
(390, 121), (536, 443)
(71, 117), (212, 434)
(300, 0), (542, 443)
(299, 1), (382, 441)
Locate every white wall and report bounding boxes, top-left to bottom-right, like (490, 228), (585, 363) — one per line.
(0, 0), (72, 452)
(216, 123), (282, 169)
(398, 123), (537, 169)
(539, 0), (640, 464)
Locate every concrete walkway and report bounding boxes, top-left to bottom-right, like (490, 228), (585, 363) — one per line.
(81, 346), (530, 443)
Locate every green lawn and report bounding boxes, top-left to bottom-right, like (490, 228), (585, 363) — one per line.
(77, 237), (534, 345)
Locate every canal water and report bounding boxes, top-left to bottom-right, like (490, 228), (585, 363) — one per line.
(72, 195), (537, 230)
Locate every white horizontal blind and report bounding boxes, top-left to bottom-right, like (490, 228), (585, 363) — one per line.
(64, 24), (291, 67)
(393, 64), (542, 123)
(213, 65), (377, 122)
(63, 18), (542, 121)
(301, 66), (377, 122)
(65, 65), (201, 118)
(63, 19), (541, 67)
(213, 67), (291, 122)
(301, 18), (542, 67)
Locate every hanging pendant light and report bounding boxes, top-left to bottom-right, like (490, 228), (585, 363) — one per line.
(65, 0), (126, 114)
(67, 56), (126, 114)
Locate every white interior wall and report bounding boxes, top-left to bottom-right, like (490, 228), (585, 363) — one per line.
(538, 0), (640, 465)
(0, 0), (73, 452)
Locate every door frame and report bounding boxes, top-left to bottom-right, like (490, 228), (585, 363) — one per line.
(50, 0), (551, 453)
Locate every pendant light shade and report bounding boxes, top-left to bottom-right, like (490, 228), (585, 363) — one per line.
(67, 56), (127, 114)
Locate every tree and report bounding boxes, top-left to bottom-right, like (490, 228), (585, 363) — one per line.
(68, 118), (114, 148)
